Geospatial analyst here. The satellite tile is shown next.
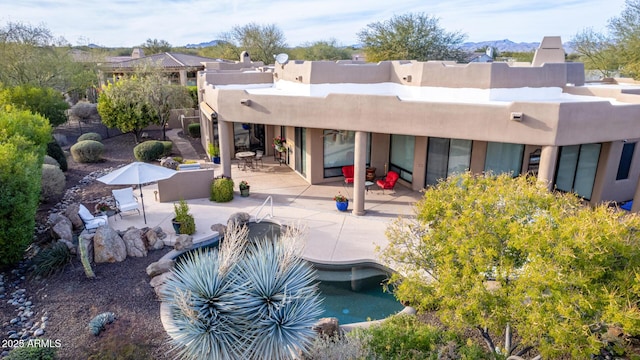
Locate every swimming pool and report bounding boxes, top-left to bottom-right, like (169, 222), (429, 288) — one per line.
(171, 220), (405, 325)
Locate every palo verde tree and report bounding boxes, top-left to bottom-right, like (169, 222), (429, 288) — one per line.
(290, 39), (352, 61)
(357, 13), (467, 62)
(382, 173), (640, 359)
(97, 76), (155, 143)
(0, 107), (51, 267)
(571, 28), (619, 78)
(608, 0), (640, 79)
(224, 23), (287, 64)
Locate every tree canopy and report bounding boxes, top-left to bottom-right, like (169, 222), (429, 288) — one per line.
(224, 23), (287, 64)
(0, 85), (69, 127)
(357, 13), (467, 62)
(289, 39), (352, 61)
(0, 22), (99, 97)
(142, 38), (172, 55)
(382, 173), (640, 359)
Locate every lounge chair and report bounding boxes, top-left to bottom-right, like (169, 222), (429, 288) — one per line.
(112, 187), (141, 219)
(78, 204), (108, 231)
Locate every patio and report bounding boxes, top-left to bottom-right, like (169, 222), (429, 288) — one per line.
(106, 158), (423, 264)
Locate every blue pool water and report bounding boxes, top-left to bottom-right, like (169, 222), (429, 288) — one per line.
(177, 221), (405, 324)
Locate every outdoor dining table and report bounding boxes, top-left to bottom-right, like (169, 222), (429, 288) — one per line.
(236, 151), (256, 170)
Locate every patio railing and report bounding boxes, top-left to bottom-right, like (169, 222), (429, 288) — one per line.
(254, 196), (273, 223)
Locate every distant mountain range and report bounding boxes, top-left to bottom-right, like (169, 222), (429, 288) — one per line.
(184, 40), (224, 48)
(461, 39), (574, 54)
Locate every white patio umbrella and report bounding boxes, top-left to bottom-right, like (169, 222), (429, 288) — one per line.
(97, 162), (177, 224)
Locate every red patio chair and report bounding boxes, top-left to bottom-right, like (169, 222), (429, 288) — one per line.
(342, 165), (354, 184)
(376, 170), (399, 193)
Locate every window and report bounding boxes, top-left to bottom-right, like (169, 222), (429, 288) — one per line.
(323, 130), (370, 178)
(616, 142), (636, 180)
(484, 142), (524, 176)
(426, 137), (472, 186)
(555, 143), (601, 200)
(390, 134), (415, 183)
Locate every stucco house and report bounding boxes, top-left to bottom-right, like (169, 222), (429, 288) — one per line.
(196, 37), (640, 215)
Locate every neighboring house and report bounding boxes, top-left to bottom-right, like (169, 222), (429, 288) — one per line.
(99, 49), (226, 86)
(197, 37), (640, 215)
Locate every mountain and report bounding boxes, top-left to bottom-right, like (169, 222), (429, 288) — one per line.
(184, 40), (224, 48)
(461, 39), (574, 53)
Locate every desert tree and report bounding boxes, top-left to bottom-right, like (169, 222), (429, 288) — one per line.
(224, 23), (287, 64)
(0, 85), (69, 127)
(97, 76), (155, 143)
(290, 39), (352, 61)
(141, 38), (172, 55)
(607, 0), (640, 78)
(141, 71), (193, 140)
(382, 172), (640, 359)
(0, 21), (99, 97)
(357, 13), (467, 62)
(571, 28), (619, 78)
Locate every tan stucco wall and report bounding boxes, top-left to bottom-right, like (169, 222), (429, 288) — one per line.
(157, 169), (214, 202)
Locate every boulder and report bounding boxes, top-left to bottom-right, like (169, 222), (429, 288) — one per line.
(64, 203), (84, 230)
(227, 212), (250, 228)
(313, 317), (341, 337)
(174, 234), (193, 251)
(145, 227), (166, 250)
(146, 259), (175, 277)
(49, 214), (73, 242)
(93, 226), (127, 263)
(210, 223), (227, 236)
(122, 227), (148, 258)
(160, 157), (179, 170)
(149, 271), (172, 288)
(57, 239), (76, 255)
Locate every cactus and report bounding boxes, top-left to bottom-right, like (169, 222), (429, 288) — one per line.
(88, 312), (116, 336)
(78, 235), (95, 279)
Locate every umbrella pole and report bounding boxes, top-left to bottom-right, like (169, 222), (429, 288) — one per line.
(139, 185), (147, 224)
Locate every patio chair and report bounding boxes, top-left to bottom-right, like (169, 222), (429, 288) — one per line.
(376, 170), (400, 193)
(342, 165), (354, 184)
(78, 204), (108, 232)
(253, 150), (264, 168)
(112, 187), (141, 219)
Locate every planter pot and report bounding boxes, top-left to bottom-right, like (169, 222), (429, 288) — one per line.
(240, 187), (250, 197)
(171, 218), (181, 234)
(336, 200), (349, 211)
(212, 156), (220, 164)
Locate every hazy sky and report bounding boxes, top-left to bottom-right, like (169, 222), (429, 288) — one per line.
(0, 0), (628, 47)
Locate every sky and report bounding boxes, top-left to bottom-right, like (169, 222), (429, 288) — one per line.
(0, 0), (629, 48)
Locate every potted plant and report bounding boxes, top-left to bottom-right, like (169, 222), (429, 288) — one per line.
(333, 193), (349, 211)
(210, 176), (234, 203)
(172, 199), (196, 235)
(273, 136), (286, 153)
(94, 201), (114, 216)
(208, 142), (220, 164)
(239, 180), (250, 197)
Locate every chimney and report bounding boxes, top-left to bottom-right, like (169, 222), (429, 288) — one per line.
(240, 51), (251, 64)
(131, 48), (145, 59)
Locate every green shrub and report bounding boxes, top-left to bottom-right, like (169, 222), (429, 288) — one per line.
(70, 140), (104, 163)
(133, 140), (164, 162)
(41, 164), (66, 202)
(0, 109), (50, 267)
(43, 155), (60, 168)
(173, 199), (196, 235)
(5, 343), (58, 360)
(47, 140), (67, 171)
(187, 122), (200, 138)
(160, 140), (173, 156)
(359, 315), (490, 360)
(32, 242), (72, 277)
(187, 85), (198, 106)
(77, 132), (103, 142)
(210, 177), (234, 202)
(172, 156), (183, 163)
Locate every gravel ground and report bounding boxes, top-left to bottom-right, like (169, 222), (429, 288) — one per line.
(0, 125), (205, 359)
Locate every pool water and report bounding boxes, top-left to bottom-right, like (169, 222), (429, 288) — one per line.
(176, 221), (405, 324)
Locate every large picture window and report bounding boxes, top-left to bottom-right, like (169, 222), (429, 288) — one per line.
(484, 142), (524, 176)
(390, 134), (415, 183)
(426, 137), (472, 186)
(323, 130), (370, 178)
(555, 143), (601, 199)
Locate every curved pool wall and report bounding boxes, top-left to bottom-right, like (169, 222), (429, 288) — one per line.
(159, 219), (415, 331)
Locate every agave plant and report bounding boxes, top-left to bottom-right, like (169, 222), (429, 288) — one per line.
(161, 223), (322, 360)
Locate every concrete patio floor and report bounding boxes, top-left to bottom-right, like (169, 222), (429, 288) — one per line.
(107, 158), (423, 264)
